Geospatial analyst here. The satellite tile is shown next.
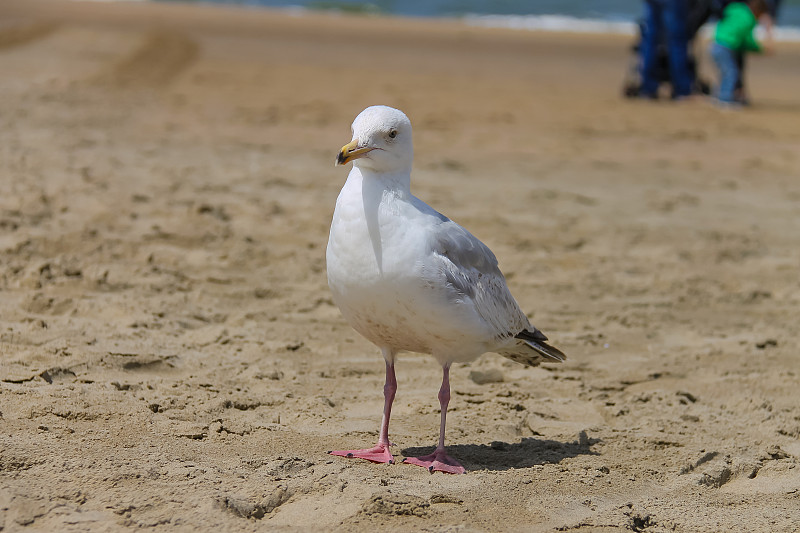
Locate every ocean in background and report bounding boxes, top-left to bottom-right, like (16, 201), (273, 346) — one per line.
(150, 0), (800, 40)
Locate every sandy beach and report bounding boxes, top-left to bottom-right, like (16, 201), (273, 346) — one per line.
(1, 1), (799, 531)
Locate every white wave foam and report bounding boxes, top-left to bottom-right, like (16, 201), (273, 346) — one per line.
(65, 2), (800, 42)
(464, 14), (800, 42)
(769, 26), (800, 42)
(463, 14), (637, 35)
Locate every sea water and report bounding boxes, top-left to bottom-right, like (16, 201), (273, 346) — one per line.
(150, 0), (800, 40)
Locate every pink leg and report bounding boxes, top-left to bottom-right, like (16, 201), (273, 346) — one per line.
(403, 364), (466, 474)
(329, 358), (396, 464)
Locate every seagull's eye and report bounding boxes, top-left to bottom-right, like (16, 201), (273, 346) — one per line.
(388, 129), (398, 139)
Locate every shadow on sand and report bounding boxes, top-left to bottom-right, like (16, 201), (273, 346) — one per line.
(401, 434), (600, 472)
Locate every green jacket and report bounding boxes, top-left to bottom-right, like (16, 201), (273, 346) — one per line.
(715, 3), (762, 52)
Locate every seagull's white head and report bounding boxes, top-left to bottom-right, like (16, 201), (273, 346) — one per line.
(336, 106), (413, 174)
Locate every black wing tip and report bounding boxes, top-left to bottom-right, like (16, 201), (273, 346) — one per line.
(515, 328), (549, 343)
(536, 340), (567, 362)
(515, 330), (567, 363)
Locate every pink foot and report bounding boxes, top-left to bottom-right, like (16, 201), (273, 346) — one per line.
(403, 449), (466, 474)
(329, 444), (394, 464)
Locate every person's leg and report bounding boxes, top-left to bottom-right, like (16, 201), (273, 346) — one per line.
(734, 51), (745, 90)
(734, 51), (748, 103)
(664, 0), (693, 97)
(640, 1), (663, 97)
(711, 43), (738, 103)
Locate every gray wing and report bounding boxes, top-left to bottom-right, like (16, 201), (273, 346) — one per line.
(428, 217), (566, 365)
(428, 219), (531, 341)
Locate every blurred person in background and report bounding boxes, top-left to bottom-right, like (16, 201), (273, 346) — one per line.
(710, 0), (774, 106)
(624, 0), (714, 99)
(639, 0), (694, 100)
(714, 0), (782, 104)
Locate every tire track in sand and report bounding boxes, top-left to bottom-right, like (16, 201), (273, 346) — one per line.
(94, 30), (198, 87)
(0, 22), (59, 50)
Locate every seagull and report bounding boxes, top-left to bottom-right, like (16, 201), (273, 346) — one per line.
(326, 106), (566, 474)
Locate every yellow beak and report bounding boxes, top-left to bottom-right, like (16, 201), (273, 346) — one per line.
(336, 139), (375, 166)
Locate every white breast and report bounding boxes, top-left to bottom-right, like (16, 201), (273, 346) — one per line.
(326, 170), (495, 362)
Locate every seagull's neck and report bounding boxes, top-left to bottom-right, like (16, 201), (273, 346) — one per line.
(349, 166), (412, 200)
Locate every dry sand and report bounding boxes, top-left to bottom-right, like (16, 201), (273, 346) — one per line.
(1, 1), (799, 531)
